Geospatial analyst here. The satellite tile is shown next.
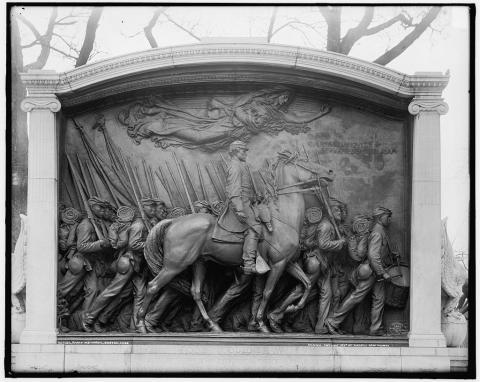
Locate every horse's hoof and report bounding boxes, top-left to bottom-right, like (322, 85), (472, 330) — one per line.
(247, 320), (258, 332)
(209, 321), (223, 332)
(267, 314), (283, 334)
(136, 320), (148, 334)
(258, 321), (271, 333)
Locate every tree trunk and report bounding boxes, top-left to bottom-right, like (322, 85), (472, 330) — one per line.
(11, 14), (28, 248)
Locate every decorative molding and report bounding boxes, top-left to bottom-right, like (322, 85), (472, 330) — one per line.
(21, 97), (61, 113)
(20, 43), (449, 108)
(408, 98), (449, 115)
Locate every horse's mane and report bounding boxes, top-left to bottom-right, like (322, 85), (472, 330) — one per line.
(259, 150), (302, 199)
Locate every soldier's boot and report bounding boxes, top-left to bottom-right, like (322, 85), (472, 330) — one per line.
(81, 312), (95, 333)
(242, 230), (259, 275)
(94, 320), (108, 333)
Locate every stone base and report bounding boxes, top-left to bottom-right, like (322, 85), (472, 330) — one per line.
(20, 329), (58, 344)
(408, 333), (447, 348)
(9, 333), (455, 374)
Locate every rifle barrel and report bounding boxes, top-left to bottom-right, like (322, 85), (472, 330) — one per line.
(172, 153), (195, 213)
(66, 153), (104, 240)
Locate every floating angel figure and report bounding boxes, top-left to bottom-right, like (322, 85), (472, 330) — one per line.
(117, 86), (331, 151)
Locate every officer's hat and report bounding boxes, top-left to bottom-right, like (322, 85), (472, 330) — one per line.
(372, 206), (392, 218)
(329, 198), (345, 208)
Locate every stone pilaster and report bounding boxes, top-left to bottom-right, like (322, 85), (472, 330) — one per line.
(19, 96), (61, 344)
(408, 97), (448, 348)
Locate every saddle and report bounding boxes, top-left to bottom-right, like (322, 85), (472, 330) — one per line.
(212, 201), (272, 244)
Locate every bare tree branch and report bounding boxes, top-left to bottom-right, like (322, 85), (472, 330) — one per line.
(24, 7), (58, 71)
(267, 6), (278, 42)
(374, 6), (441, 65)
(364, 13), (413, 36)
(339, 7), (374, 54)
(164, 13), (201, 41)
(16, 14), (42, 40)
(271, 19), (322, 38)
(144, 7), (168, 48)
(75, 7), (103, 67)
(49, 45), (79, 61)
(318, 6), (342, 52)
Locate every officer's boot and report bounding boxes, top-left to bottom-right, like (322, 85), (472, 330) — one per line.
(242, 229), (259, 275)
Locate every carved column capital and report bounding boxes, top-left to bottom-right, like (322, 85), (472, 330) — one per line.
(408, 98), (448, 115)
(21, 97), (61, 113)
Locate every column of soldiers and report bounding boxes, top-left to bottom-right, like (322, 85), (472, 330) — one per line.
(298, 202), (397, 336)
(57, 196), (224, 333)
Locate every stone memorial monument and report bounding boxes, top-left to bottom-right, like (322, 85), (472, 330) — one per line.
(11, 42), (463, 374)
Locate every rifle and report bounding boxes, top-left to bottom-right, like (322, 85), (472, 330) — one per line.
(142, 159), (155, 198)
(196, 163), (208, 201)
(83, 159), (100, 197)
(121, 156), (151, 232)
(65, 153), (104, 240)
(147, 165), (159, 198)
(172, 153), (195, 213)
(155, 167), (174, 205)
(205, 164), (224, 200)
(247, 165), (260, 201)
(181, 159), (199, 201)
(76, 154), (94, 197)
(166, 161), (188, 208)
(315, 183), (342, 239)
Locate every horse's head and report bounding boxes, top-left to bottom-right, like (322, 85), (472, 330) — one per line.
(276, 149), (335, 188)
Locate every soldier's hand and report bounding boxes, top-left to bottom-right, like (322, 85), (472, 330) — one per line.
(382, 272), (391, 281)
(99, 239), (111, 248)
(236, 211), (247, 223)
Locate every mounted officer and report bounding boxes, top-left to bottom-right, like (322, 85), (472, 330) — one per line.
(221, 140), (262, 275)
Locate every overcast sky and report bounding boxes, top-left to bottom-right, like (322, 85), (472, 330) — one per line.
(15, 5), (471, 252)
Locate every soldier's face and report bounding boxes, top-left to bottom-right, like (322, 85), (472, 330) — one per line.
(332, 206), (342, 222)
(380, 213), (392, 226)
(105, 209), (116, 221)
(198, 206), (209, 213)
(236, 148), (248, 162)
(155, 205), (167, 220)
(91, 205), (105, 218)
(143, 204), (156, 218)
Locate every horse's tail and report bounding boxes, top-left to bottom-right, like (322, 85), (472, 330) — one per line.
(144, 219), (173, 276)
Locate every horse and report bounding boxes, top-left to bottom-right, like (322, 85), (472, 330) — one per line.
(137, 151), (334, 332)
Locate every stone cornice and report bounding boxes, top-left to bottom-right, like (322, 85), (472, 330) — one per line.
(408, 97), (449, 115)
(20, 96), (61, 113)
(20, 43), (449, 109)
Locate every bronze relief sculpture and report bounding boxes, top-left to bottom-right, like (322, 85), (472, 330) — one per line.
(57, 86), (408, 336)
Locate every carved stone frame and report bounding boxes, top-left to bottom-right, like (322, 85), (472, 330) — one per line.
(15, 43), (450, 371)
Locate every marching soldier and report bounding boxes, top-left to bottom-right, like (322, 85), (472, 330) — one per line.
(58, 207), (82, 278)
(313, 199), (347, 334)
(325, 207), (394, 336)
(58, 197), (111, 313)
(223, 140), (261, 274)
(81, 206), (136, 332)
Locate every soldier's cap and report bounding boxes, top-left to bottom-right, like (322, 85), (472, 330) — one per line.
(194, 200), (210, 208)
(229, 140), (248, 151)
(329, 198), (345, 208)
(153, 199), (167, 207)
(352, 214), (371, 223)
(372, 206), (392, 217)
(305, 207), (323, 224)
(117, 206), (135, 223)
(140, 197), (157, 206)
(88, 196), (105, 207)
(167, 207), (187, 218)
(61, 207), (82, 224)
(102, 200), (117, 212)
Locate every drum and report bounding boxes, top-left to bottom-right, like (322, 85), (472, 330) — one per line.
(385, 265), (410, 309)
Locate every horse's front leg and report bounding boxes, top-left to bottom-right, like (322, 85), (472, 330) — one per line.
(191, 260), (222, 332)
(137, 267), (178, 333)
(256, 259), (287, 333)
(283, 261), (315, 314)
